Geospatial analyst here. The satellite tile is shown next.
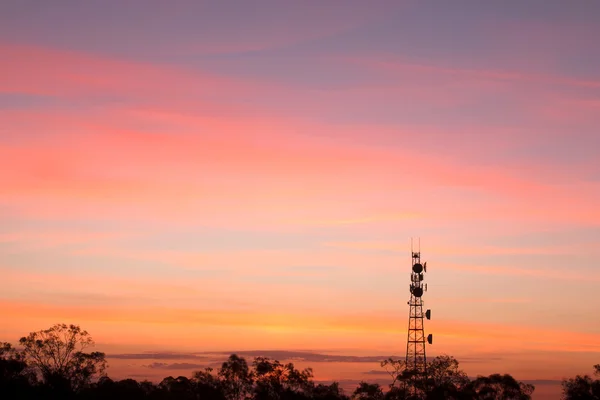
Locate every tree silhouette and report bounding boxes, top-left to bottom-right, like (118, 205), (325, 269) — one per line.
(380, 357), (421, 398)
(561, 364), (600, 400)
(464, 374), (534, 400)
(381, 355), (470, 399)
(1, 342), (38, 399)
(18, 323), (106, 394)
(192, 368), (226, 400)
(158, 376), (196, 400)
(15, 322), (600, 400)
(81, 376), (149, 400)
(312, 382), (349, 400)
(252, 357), (314, 400)
(219, 354), (254, 400)
(352, 382), (385, 400)
(424, 355), (470, 400)
(381, 358), (408, 390)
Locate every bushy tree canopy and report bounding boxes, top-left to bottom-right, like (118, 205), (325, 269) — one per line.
(561, 364), (600, 400)
(18, 323), (106, 393)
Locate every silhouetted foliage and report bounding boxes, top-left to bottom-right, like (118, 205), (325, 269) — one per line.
(464, 374), (534, 400)
(158, 376), (196, 400)
(561, 364), (600, 400)
(352, 382), (384, 400)
(381, 356), (533, 400)
(193, 368), (227, 400)
(8, 322), (600, 400)
(252, 357), (314, 400)
(0, 342), (38, 399)
(424, 355), (470, 400)
(18, 323), (107, 394)
(383, 386), (411, 400)
(312, 382), (349, 400)
(220, 354), (254, 400)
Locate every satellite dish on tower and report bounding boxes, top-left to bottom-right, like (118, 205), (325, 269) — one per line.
(406, 239), (433, 375)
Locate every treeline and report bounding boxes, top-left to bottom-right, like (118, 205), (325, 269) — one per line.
(1, 324), (599, 400)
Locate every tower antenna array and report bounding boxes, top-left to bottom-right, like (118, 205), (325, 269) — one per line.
(406, 238), (432, 379)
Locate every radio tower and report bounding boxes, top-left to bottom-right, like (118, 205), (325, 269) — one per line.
(406, 239), (432, 377)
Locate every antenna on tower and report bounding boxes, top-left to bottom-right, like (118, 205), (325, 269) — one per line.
(405, 240), (432, 393)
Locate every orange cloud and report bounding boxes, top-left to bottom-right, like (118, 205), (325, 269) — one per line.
(2, 299), (599, 354)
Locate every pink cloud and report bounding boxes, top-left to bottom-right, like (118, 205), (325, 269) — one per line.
(322, 240), (599, 257)
(439, 263), (600, 283)
(0, 42), (253, 99)
(345, 54), (600, 90)
(2, 122), (599, 231)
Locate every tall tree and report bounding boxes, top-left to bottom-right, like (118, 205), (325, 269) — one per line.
(19, 323), (107, 393)
(219, 354), (254, 400)
(424, 355), (470, 400)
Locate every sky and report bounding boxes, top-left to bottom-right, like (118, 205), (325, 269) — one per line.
(1, 0), (599, 398)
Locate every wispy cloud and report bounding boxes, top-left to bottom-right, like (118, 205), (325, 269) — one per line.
(208, 351), (396, 363)
(145, 362), (207, 370)
(352, 56), (600, 89)
(109, 353), (207, 361)
(362, 370), (389, 375)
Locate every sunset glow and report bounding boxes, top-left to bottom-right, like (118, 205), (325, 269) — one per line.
(1, 2), (599, 399)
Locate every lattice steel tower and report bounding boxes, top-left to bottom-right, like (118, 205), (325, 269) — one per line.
(406, 240), (432, 375)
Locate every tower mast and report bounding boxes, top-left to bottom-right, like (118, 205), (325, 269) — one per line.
(406, 239), (432, 380)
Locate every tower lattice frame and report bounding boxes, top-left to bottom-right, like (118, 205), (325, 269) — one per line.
(405, 243), (431, 383)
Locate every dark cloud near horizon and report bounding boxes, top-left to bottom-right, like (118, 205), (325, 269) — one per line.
(145, 362), (208, 370)
(455, 356), (503, 363)
(108, 352), (561, 391)
(317, 379), (391, 392)
(207, 351), (504, 364)
(108, 352), (208, 360)
(518, 380), (561, 386)
(203, 350), (400, 363)
(363, 370), (390, 375)
(127, 374), (158, 379)
(108, 350), (504, 366)
(463, 377), (560, 385)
